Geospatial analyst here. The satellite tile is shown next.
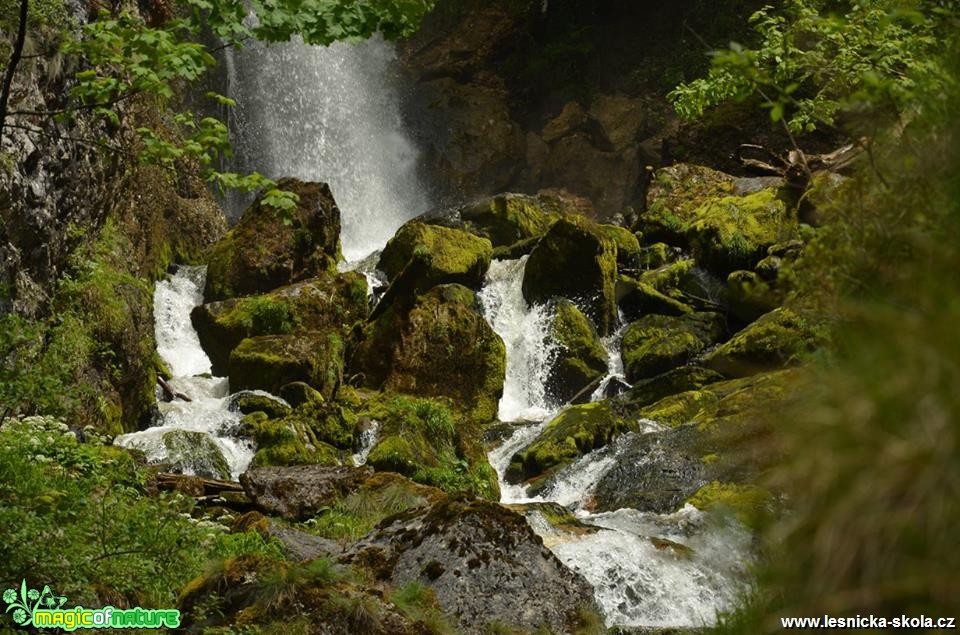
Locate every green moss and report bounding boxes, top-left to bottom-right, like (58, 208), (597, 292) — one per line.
(638, 242), (676, 269)
(229, 333), (344, 398)
(162, 430), (231, 479)
(639, 163), (737, 242)
(639, 258), (696, 293)
(596, 223), (641, 268)
(459, 193), (563, 247)
(378, 221), (493, 285)
(617, 275), (693, 320)
(637, 389), (721, 427)
(234, 393), (293, 419)
(548, 299), (608, 402)
(704, 307), (826, 377)
(687, 481), (775, 531)
(508, 401), (632, 482)
(621, 312), (724, 382)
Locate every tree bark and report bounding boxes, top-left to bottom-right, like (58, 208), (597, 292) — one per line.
(0, 0), (30, 139)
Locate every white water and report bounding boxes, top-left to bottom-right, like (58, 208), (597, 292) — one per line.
(352, 419), (381, 467)
(590, 312), (630, 401)
(478, 256), (753, 628)
(114, 267), (255, 480)
(478, 257), (559, 422)
(224, 36), (431, 261)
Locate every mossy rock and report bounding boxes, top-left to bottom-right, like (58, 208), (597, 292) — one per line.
(621, 312), (725, 383)
(228, 332), (345, 399)
(614, 365), (725, 413)
(638, 258), (696, 295)
(242, 411), (341, 469)
(161, 429), (230, 480)
(204, 178), (342, 301)
(546, 299), (609, 404)
(457, 192), (567, 246)
(506, 401), (632, 483)
(231, 392), (292, 419)
(638, 163), (738, 243)
(192, 272), (367, 374)
(616, 275), (692, 321)
(704, 307), (825, 377)
(726, 270), (780, 323)
(351, 284), (505, 422)
(687, 481), (775, 531)
(364, 395), (500, 500)
(377, 220), (493, 289)
(596, 223), (641, 269)
(522, 216), (620, 336)
(636, 389), (722, 428)
(278, 381), (325, 408)
(638, 242), (678, 269)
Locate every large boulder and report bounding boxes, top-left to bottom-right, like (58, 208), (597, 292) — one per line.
(228, 332), (344, 399)
(240, 464), (373, 520)
(546, 299), (609, 404)
(704, 307), (824, 377)
(192, 272), (367, 375)
(241, 411), (342, 469)
(204, 178), (342, 301)
(352, 285), (506, 422)
(616, 275), (692, 321)
(506, 401), (633, 484)
(340, 496), (599, 634)
(161, 429), (230, 480)
(522, 216), (619, 335)
(621, 312), (725, 383)
(455, 192), (569, 247)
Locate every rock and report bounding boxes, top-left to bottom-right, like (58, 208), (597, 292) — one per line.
(687, 481), (776, 530)
(228, 333), (344, 399)
(704, 307), (824, 377)
(596, 223), (642, 269)
(546, 299), (609, 404)
(456, 192), (571, 247)
(414, 78), (525, 196)
(192, 273), (367, 375)
(365, 395), (500, 500)
(352, 285), (506, 422)
(613, 365), (725, 413)
(638, 259), (697, 295)
(588, 94), (649, 152)
(593, 425), (712, 514)
(522, 216), (619, 335)
(240, 464), (374, 520)
(616, 276), (693, 321)
(241, 411), (341, 469)
(204, 178), (342, 301)
(726, 270), (780, 323)
(340, 496), (598, 634)
(278, 381), (324, 408)
(638, 163), (738, 243)
(506, 401), (632, 483)
(621, 312), (725, 383)
(638, 242), (679, 269)
(228, 391), (292, 419)
(161, 430), (230, 480)
(266, 525), (340, 561)
(686, 188), (796, 274)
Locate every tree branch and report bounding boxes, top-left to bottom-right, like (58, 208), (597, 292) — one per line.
(0, 0), (30, 139)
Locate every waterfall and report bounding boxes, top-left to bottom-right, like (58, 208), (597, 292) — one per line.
(114, 267), (255, 480)
(223, 36), (431, 262)
(477, 259), (754, 629)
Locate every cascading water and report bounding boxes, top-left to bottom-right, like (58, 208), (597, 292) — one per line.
(478, 257), (754, 629)
(114, 267), (255, 480)
(223, 36), (431, 261)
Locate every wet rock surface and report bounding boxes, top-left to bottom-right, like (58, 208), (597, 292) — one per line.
(240, 464), (375, 520)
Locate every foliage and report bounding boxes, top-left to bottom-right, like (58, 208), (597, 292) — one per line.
(670, 0), (958, 133)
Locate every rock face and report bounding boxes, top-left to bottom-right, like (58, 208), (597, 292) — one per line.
(192, 273), (367, 375)
(204, 179), (342, 301)
(240, 464), (374, 520)
(621, 312), (725, 382)
(228, 333), (344, 398)
(456, 192), (566, 247)
(546, 299), (609, 403)
(340, 496), (598, 634)
(522, 216), (619, 336)
(352, 285), (506, 422)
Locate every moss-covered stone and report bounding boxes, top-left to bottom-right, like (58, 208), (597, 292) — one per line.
(621, 312), (725, 382)
(457, 192), (567, 246)
(614, 365), (725, 413)
(638, 242), (678, 269)
(726, 270), (780, 323)
(704, 307), (825, 377)
(364, 395), (500, 500)
(522, 216), (620, 335)
(161, 429), (230, 479)
(616, 275), (693, 321)
(378, 220), (493, 288)
(278, 382), (325, 408)
(232, 392), (292, 419)
(596, 223), (641, 269)
(638, 258), (696, 295)
(351, 284), (506, 422)
(686, 188), (796, 273)
(204, 178), (342, 301)
(506, 401), (632, 483)
(637, 389), (722, 428)
(687, 481), (775, 531)
(547, 299), (609, 403)
(242, 411), (341, 469)
(192, 272), (367, 374)
(638, 163), (738, 243)
(229, 332), (345, 398)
